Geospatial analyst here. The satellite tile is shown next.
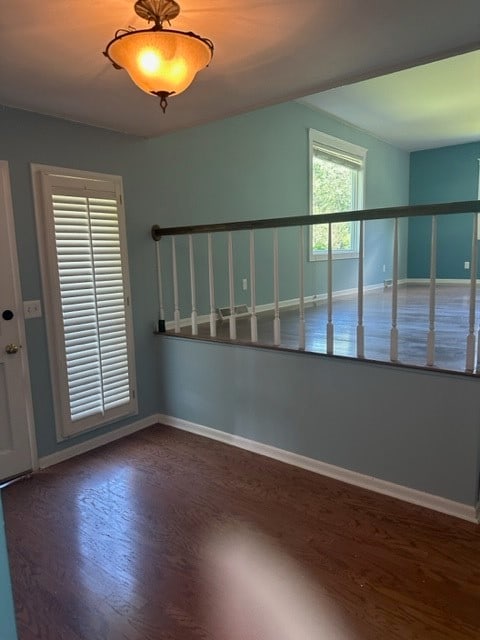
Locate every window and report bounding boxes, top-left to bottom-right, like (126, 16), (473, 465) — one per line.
(32, 165), (137, 439)
(309, 129), (366, 260)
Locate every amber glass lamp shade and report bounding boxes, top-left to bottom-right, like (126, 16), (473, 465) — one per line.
(106, 29), (213, 98)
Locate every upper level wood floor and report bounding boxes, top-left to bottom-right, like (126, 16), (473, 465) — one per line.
(3, 425), (480, 639)
(173, 283), (479, 374)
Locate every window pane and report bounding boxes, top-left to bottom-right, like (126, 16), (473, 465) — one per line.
(312, 155), (354, 214)
(312, 155), (357, 252)
(312, 222), (353, 251)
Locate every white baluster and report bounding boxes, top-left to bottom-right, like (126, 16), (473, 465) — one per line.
(250, 230), (258, 343)
(390, 218), (399, 361)
(188, 234), (198, 335)
(326, 222), (334, 354)
(155, 240), (165, 332)
(356, 219), (364, 358)
(299, 226), (305, 350)
(228, 232), (236, 340)
(208, 233), (216, 337)
(427, 216), (437, 366)
(171, 237), (181, 333)
(273, 228), (281, 346)
(466, 213), (478, 372)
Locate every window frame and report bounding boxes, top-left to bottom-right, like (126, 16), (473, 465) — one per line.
(308, 129), (367, 262)
(31, 164), (137, 441)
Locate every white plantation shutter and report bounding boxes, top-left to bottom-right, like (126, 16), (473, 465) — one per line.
(35, 168), (137, 438)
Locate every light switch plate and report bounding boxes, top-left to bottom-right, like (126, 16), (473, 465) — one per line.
(23, 300), (42, 319)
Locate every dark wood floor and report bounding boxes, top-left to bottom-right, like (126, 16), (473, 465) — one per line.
(176, 284), (478, 373)
(3, 426), (480, 639)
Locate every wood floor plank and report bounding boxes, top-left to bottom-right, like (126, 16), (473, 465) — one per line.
(3, 425), (480, 639)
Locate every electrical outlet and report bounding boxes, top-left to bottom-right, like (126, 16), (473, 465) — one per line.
(242, 278), (248, 291)
(464, 261), (470, 270)
(382, 264), (386, 273)
(23, 299), (42, 319)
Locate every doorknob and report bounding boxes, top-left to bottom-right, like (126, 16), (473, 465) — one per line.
(5, 343), (21, 355)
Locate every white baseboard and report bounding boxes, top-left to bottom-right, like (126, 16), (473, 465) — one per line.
(164, 281), (391, 330)
(253, 285), (387, 314)
(157, 413), (479, 524)
(35, 410), (479, 523)
(254, 293), (316, 314)
(38, 415), (156, 469)
(165, 314), (212, 331)
(407, 278), (480, 285)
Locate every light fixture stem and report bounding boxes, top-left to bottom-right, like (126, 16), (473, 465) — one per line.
(158, 92), (170, 113)
(134, 0), (180, 28)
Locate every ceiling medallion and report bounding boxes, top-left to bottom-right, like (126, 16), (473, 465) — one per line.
(104, 0), (214, 113)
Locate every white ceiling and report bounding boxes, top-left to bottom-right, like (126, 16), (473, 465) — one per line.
(1, 0), (480, 138)
(300, 50), (480, 151)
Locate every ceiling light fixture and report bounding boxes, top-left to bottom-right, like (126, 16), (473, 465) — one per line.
(104, 0), (214, 113)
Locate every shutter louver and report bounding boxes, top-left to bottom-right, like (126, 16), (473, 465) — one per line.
(52, 191), (131, 422)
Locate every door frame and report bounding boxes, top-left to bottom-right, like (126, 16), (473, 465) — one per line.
(0, 160), (38, 475)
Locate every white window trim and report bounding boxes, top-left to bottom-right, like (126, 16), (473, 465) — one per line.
(308, 129), (367, 262)
(31, 164), (138, 441)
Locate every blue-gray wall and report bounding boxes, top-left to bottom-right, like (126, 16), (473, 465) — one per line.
(0, 106), (159, 457)
(0, 101), (408, 458)
(158, 338), (480, 505)
(148, 101), (410, 318)
(0, 495), (17, 640)
(408, 141), (480, 278)
(149, 108), (479, 508)
(1, 101), (479, 507)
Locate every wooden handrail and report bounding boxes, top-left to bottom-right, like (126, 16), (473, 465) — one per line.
(151, 200), (480, 240)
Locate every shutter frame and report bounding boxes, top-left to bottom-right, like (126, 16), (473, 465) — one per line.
(32, 165), (137, 439)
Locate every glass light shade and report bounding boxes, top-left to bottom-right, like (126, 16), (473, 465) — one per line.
(107, 30), (212, 96)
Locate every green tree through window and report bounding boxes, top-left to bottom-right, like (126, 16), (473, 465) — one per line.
(312, 156), (354, 251)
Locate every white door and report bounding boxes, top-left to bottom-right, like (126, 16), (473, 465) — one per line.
(0, 161), (36, 481)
